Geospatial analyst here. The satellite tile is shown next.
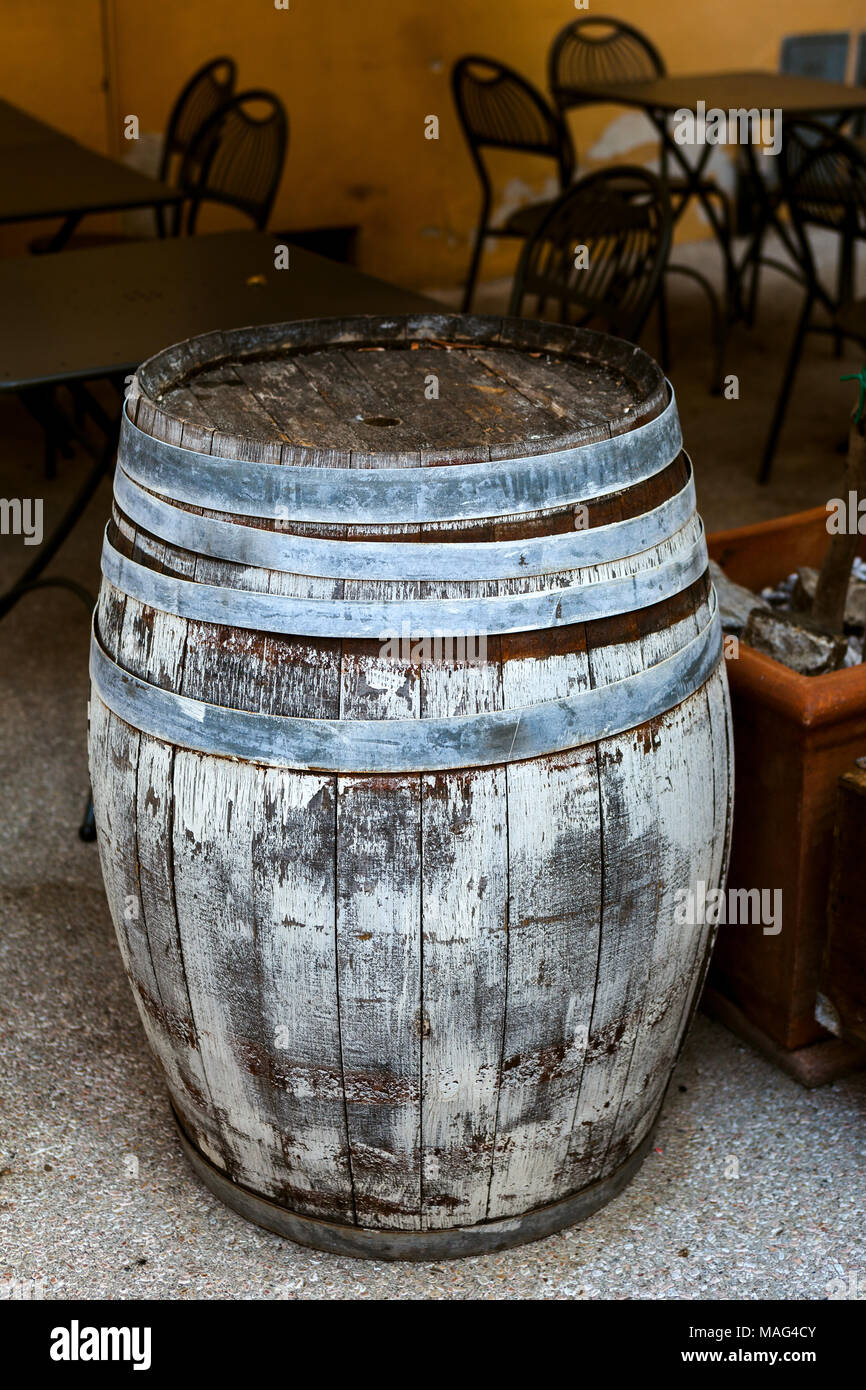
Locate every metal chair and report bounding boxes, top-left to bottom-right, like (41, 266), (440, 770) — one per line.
(176, 90), (288, 234)
(548, 15), (665, 100)
(30, 61), (240, 481)
(509, 166), (672, 344)
(548, 13), (727, 223)
(452, 56), (576, 313)
(157, 56), (237, 233)
(741, 33), (852, 330)
(760, 121), (866, 481)
(30, 57), (238, 247)
(548, 16), (728, 385)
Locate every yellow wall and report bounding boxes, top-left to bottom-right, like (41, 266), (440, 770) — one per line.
(2, 0), (865, 286)
(0, 0), (105, 147)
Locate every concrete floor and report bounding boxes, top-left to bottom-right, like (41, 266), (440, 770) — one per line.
(1, 234), (865, 1300)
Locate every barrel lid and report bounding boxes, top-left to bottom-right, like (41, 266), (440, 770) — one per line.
(133, 314), (668, 469)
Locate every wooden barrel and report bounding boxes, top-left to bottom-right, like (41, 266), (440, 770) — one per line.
(89, 314), (733, 1259)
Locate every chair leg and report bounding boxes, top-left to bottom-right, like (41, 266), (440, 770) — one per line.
(44, 424), (57, 480)
(745, 222), (767, 328)
(758, 290), (814, 485)
(664, 263), (726, 395)
(835, 228), (853, 359)
(747, 258), (761, 330)
(656, 276), (671, 372)
(41, 387), (77, 477)
(702, 185), (738, 319)
(461, 226), (487, 314)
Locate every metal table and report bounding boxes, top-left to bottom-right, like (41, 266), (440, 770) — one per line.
(0, 97), (65, 147)
(0, 97), (182, 250)
(0, 229), (434, 619)
(555, 71), (866, 317)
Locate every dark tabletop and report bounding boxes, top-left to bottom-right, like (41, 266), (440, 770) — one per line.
(557, 70), (866, 117)
(0, 230), (437, 392)
(0, 97), (181, 225)
(0, 97), (64, 147)
(0, 140), (182, 226)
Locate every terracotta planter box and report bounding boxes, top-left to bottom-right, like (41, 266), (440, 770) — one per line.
(707, 507), (866, 1066)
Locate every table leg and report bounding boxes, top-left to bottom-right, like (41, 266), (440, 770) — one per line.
(36, 213), (84, 254)
(79, 794), (97, 842)
(734, 141), (808, 321)
(650, 111), (740, 319)
(0, 387), (117, 621)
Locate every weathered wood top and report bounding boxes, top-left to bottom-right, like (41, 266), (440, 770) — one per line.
(140, 315), (666, 467)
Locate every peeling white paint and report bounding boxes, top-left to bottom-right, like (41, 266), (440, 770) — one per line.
(587, 111), (659, 160)
(489, 174), (559, 230)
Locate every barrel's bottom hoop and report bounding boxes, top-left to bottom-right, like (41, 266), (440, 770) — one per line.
(171, 1104), (654, 1262)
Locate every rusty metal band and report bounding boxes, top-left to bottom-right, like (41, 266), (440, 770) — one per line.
(112, 458), (697, 581)
(100, 523), (708, 638)
(118, 387), (682, 525)
(89, 590), (722, 774)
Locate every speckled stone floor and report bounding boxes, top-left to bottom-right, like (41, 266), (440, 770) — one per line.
(1, 235), (865, 1299)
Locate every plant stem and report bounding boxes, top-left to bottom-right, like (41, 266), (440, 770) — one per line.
(811, 413), (866, 633)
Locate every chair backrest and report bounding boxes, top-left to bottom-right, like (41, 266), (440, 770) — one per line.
(778, 119), (866, 298)
(452, 55), (576, 202)
(178, 89), (288, 233)
(158, 56), (237, 184)
(509, 166), (671, 342)
(548, 17), (665, 113)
